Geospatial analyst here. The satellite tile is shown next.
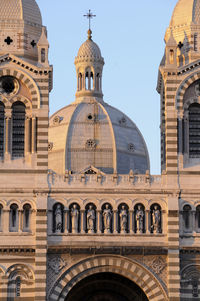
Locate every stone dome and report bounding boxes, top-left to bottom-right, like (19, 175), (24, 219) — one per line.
(49, 99), (150, 175)
(170, 0), (200, 27)
(0, 0), (42, 25)
(77, 38), (102, 59)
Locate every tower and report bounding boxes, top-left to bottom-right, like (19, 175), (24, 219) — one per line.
(0, 1), (52, 300)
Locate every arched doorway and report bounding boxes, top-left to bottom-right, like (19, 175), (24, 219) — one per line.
(65, 272), (148, 301)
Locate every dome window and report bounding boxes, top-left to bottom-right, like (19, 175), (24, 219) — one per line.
(86, 139), (96, 149)
(48, 142), (53, 151)
(128, 143), (135, 152)
(119, 117), (127, 125)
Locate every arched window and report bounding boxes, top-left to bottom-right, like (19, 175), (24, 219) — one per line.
(78, 73), (82, 90)
(194, 33), (198, 51)
(169, 49), (174, 64)
(0, 204), (3, 231)
(41, 48), (45, 63)
(85, 72), (89, 90)
(196, 205), (200, 231)
(0, 102), (5, 157)
(96, 73), (100, 91)
(53, 203), (64, 233)
(90, 72), (93, 90)
(12, 102), (25, 157)
(10, 204), (19, 232)
(16, 276), (21, 297)
(183, 204), (192, 231)
(23, 204), (31, 232)
(189, 103), (200, 158)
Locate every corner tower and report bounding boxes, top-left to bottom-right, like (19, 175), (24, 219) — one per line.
(0, 1), (52, 300)
(0, 0), (52, 173)
(158, 0), (200, 175)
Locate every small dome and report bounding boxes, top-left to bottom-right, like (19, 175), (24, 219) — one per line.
(0, 0), (42, 25)
(49, 100), (150, 175)
(77, 39), (102, 59)
(170, 0), (200, 27)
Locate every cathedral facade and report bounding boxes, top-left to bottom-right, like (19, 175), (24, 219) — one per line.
(0, 0), (200, 300)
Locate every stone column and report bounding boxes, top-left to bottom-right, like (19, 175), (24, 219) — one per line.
(146, 210), (151, 234)
(192, 210), (196, 234)
(5, 110), (11, 158)
(129, 210), (134, 234)
(31, 116), (36, 154)
(3, 209), (9, 233)
(47, 210), (52, 235)
(64, 209), (68, 234)
(81, 210), (85, 234)
(97, 210), (102, 234)
(25, 116), (31, 154)
(18, 210), (22, 232)
(113, 210), (118, 234)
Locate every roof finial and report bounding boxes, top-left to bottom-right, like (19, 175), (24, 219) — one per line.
(84, 9), (96, 40)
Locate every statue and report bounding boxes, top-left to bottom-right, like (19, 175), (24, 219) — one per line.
(55, 204), (62, 233)
(71, 204), (79, 233)
(119, 206), (128, 233)
(136, 205), (144, 233)
(152, 205), (161, 233)
(87, 205), (95, 233)
(103, 204), (112, 233)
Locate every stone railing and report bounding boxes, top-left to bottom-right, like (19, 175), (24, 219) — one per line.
(47, 170), (163, 189)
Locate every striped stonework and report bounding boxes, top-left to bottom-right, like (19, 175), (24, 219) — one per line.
(1, 264), (35, 301)
(35, 209), (47, 301)
(164, 77), (178, 174)
(176, 72), (200, 112)
(49, 255), (168, 301)
(0, 68), (40, 108)
(167, 210), (180, 300)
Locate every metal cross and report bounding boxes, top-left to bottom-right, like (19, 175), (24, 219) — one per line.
(84, 9), (96, 30)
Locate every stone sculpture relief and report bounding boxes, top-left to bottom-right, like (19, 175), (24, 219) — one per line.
(152, 205), (161, 233)
(136, 205), (144, 234)
(87, 205), (95, 233)
(103, 204), (112, 233)
(119, 206), (127, 233)
(55, 204), (62, 233)
(71, 204), (79, 233)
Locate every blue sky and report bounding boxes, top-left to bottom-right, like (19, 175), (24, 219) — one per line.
(37, 0), (178, 175)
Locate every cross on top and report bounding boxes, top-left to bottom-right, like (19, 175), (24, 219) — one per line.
(84, 9), (96, 30)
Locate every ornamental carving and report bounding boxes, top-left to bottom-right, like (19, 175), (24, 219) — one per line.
(53, 115), (61, 125)
(48, 257), (66, 274)
(86, 139), (96, 149)
(149, 257), (166, 275)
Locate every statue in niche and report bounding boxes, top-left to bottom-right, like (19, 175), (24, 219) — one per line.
(152, 205), (161, 233)
(71, 204), (79, 233)
(55, 204), (62, 233)
(87, 205), (95, 233)
(103, 204), (112, 233)
(119, 206), (128, 233)
(136, 205), (144, 233)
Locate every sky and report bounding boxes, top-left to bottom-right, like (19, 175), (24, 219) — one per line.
(37, 0), (178, 175)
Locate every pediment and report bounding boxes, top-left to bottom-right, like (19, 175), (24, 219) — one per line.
(81, 165), (106, 176)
